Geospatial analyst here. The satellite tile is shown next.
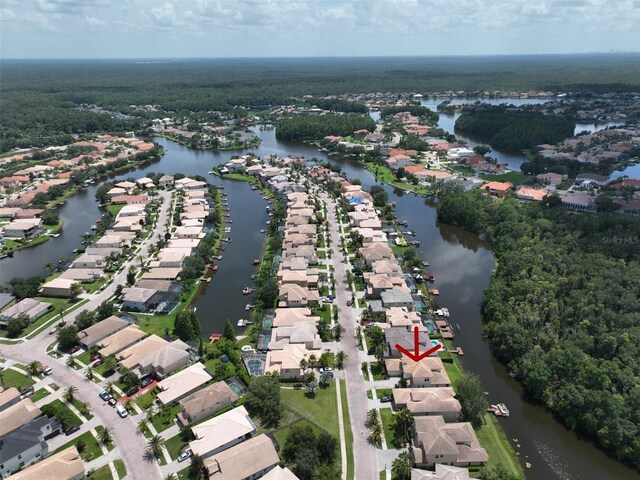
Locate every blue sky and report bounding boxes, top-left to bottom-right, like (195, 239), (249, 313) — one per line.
(1, 0), (639, 59)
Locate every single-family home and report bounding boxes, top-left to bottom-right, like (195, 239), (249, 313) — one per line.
(177, 381), (240, 427)
(410, 465), (471, 480)
(381, 288), (414, 309)
(39, 278), (78, 298)
(392, 388), (461, 421)
(78, 315), (129, 349)
(116, 334), (169, 370)
(97, 324), (147, 358)
(138, 339), (192, 381)
(515, 186), (548, 202)
(140, 268), (181, 281)
(204, 434), (279, 480)
(0, 387), (21, 412)
(0, 299), (51, 327)
(278, 284), (320, 308)
(0, 399), (41, 438)
(5, 445), (84, 480)
(269, 322), (322, 350)
(121, 287), (159, 312)
(71, 253), (106, 269)
(2, 219), (42, 239)
(480, 181), (513, 198)
(385, 357), (451, 387)
(189, 405), (256, 459)
(265, 344), (312, 379)
(155, 362), (212, 406)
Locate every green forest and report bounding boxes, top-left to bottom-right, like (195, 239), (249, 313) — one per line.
(437, 187), (640, 469)
(275, 114), (375, 141)
(2, 54), (640, 152)
(454, 106), (575, 151)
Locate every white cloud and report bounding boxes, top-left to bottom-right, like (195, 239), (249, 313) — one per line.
(151, 1), (178, 27)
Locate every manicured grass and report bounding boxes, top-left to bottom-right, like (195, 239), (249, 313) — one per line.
(339, 379), (355, 480)
(54, 430), (103, 461)
(165, 433), (188, 460)
(442, 340), (464, 385)
(380, 471), (386, 480)
(107, 204), (125, 216)
(95, 425), (116, 452)
(379, 407), (398, 449)
(70, 398), (94, 419)
(1, 369), (35, 389)
(476, 413), (524, 477)
(135, 387), (160, 411)
(42, 399), (82, 427)
(279, 382), (340, 439)
(149, 403), (181, 432)
(222, 173), (258, 184)
(31, 388), (51, 402)
(86, 463), (112, 480)
(479, 172), (530, 185)
(76, 348), (96, 366)
(114, 459), (127, 479)
(374, 388), (392, 398)
(447, 164), (475, 176)
(370, 362), (389, 381)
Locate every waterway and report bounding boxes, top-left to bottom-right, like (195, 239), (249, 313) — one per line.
(2, 126), (637, 480)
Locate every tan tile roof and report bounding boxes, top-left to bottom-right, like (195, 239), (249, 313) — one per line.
(116, 334), (168, 370)
(204, 434), (279, 479)
(0, 399), (40, 437)
(178, 381), (239, 424)
(97, 324), (146, 357)
(8, 445), (84, 480)
(78, 316), (128, 346)
(190, 406), (256, 458)
(156, 362), (212, 405)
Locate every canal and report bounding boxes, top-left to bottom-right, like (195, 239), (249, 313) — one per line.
(2, 125), (637, 480)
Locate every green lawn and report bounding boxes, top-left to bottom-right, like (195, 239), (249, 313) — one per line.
(114, 459), (126, 478)
(54, 430), (103, 461)
(279, 382), (340, 439)
(379, 407), (399, 449)
(479, 172), (530, 185)
(442, 340), (464, 385)
(71, 398), (94, 419)
(1, 369), (35, 389)
(165, 433), (189, 460)
(42, 399), (82, 428)
(476, 413), (524, 478)
(95, 426), (116, 451)
(86, 463), (112, 480)
(447, 164), (475, 176)
(149, 403), (181, 432)
(339, 380), (354, 480)
(135, 387), (160, 411)
(31, 388), (51, 402)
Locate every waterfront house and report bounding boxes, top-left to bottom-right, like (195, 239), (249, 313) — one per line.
(110, 194), (149, 205)
(278, 284), (320, 307)
(269, 322), (322, 350)
(137, 339), (192, 380)
(120, 287), (159, 312)
(140, 268), (182, 281)
(156, 250), (187, 268)
(97, 324), (147, 358)
(480, 181), (513, 198)
(58, 268), (103, 283)
(386, 357), (451, 387)
(411, 465), (471, 480)
(381, 288), (414, 309)
(6, 445), (84, 480)
(155, 362), (212, 405)
(176, 381), (240, 427)
(272, 308), (320, 328)
(559, 191), (595, 212)
(78, 315), (129, 349)
(537, 172), (566, 186)
(412, 416), (488, 467)
(385, 327), (430, 358)
(360, 242), (395, 265)
(136, 177), (155, 189)
(189, 405), (256, 459)
(392, 388), (461, 421)
(159, 175), (174, 188)
(515, 186), (548, 202)
(386, 307), (422, 329)
(71, 253), (106, 269)
(265, 343), (313, 379)
(204, 434), (279, 479)
(39, 278), (78, 298)
(2, 218), (42, 239)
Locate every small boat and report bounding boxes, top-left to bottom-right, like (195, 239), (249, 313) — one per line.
(0, 253), (8, 260)
(51, 233), (60, 238)
(96, 219), (101, 223)
(237, 319), (250, 327)
(216, 255), (223, 260)
(72, 249), (79, 253)
(251, 274), (257, 280)
(456, 347), (464, 356)
(441, 307), (449, 317)
(245, 304), (254, 311)
(242, 287), (254, 295)
(252, 258), (261, 265)
(422, 261), (430, 267)
(456, 323), (461, 332)
(428, 272), (435, 282)
(91, 225), (97, 231)
(260, 229), (266, 233)
(429, 289), (440, 295)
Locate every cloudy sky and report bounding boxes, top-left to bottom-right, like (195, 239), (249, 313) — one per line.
(1, 0), (639, 59)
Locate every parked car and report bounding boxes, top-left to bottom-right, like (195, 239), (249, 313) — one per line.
(98, 390), (112, 402)
(116, 404), (128, 418)
(43, 366), (52, 376)
(127, 387), (138, 397)
(141, 377), (153, 388)
(93, 359), (104, 368)
(107, 398), (117, 407)
(20, 385), (34, 396)
(69, 345), (81, 354)
(346, 300), (352, 307)
(177, 449), (193, 463)
(320, 367), (333, 373)
(321, 371), (334, 379)
(65, 425), (81, 436)
(380, 396), (392, 403)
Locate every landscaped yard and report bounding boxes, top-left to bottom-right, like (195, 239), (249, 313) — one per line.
(279, 382), (340, 440)
(1, 368), (35, 389)
(165, 433), (189, 460)
(31, 388), (51, 402)
(114, 459), (126, 478)
(54, 430), (103, 461)
(134, 387), (160, 411)
(149, 403), (181, 432)
(86, 463), (112, 480)
(41, 399), (82, 428)
(479, 171), (530, 185)
(379, 407), (398, 448)
(339, 379), (354, 480)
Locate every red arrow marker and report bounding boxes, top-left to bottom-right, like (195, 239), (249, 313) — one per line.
(395, 326), (442, 362)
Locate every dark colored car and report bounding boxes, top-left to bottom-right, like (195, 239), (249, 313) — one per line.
(20, 385), (34, 396)
(65, 425), (81, 435)
(380, 396), (392, 403)
(141, 377), (153, 388)
(107, 398), (117, 407)
(93, 359), (104, 368)
(127, 387), (138, 397)
(346, 300), (352, 307)
(69, 345), (81, 354)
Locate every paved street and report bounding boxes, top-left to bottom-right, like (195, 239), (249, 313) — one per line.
(322, 192), (378, 480)
(0, 190), (172, 480)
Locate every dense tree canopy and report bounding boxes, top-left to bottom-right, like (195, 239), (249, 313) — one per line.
(438, 190), (640, 468)
(455, 106), (575, 151)
(276, 114), (375, 141)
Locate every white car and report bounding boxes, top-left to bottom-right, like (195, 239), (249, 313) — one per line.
(115, 404), (128, 418)
(177, 449), (193, 463)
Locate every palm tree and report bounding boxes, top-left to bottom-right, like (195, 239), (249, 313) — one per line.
(367, 408), (379, 427)
(299, 358), (308, 372)
(165, 475), (178, 480)
(146, 434), (165, 458)
(190, 453), (206, 480)
(124, 398), (134, 412)
(0, 368), (5, 388)
(393, 408), (415, 444)
(391, 451), (413, 480)
(66, 355), (77, 368)
(97, 427), (113, 445)
(26, 360), (43, 376)
(105, 381), (116, 396)
(137, 419), (148, 435)
(77, 401), (90, 417)
(335, 351), (347, 369)
(85, 366), (94, 380)
(332, 324), (344, 341)
(103, 356), (117, 374)
(369, 422), (383, 447)
(308, 353), (317, 368)
(63, 385), (78, 403)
